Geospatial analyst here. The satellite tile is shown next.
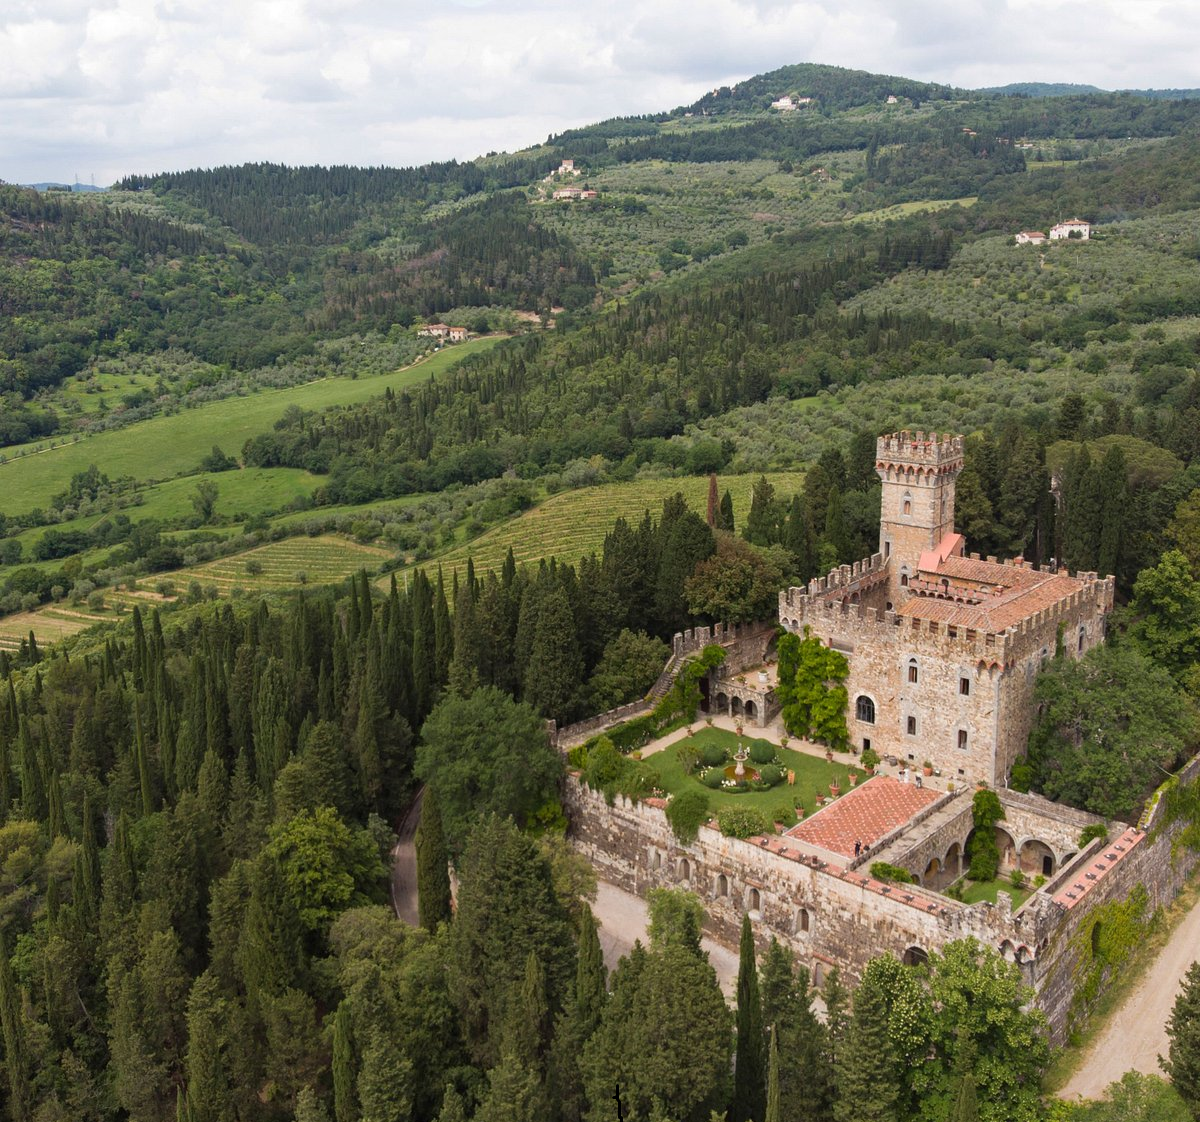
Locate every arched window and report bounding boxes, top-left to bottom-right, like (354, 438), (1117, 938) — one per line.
(906, 715), (917, 736)
(900, 568), (910, 588)
(1078, 625), (1086, 653)
(716, 873), (728, 897)
(903, 498), (912, 515)
(907, 659), (919, 684)
(958, 729), (968, 750)
(796, 908), (811, 934)
(855, 695), (876, 724)
(747, 887), (761, 917)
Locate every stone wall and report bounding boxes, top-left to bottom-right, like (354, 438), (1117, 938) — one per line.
(554, 698), (652, 749)
(566, 754), (1200, 1045)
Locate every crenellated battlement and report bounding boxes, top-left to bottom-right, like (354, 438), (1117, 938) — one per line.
(875, 430), (965, 484)
(779, 555), (1115, 662)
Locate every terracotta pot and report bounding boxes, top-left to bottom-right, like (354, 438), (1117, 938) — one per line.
(923, 766), (933, 777)
(848, 771), (859, 786)
(829, 783), (840, 797)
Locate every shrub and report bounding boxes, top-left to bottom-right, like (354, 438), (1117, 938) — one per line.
(699, 743), (727, 767)
(749, 742), (775, 765)
(245, 558), (264, 575)
(772, 804), (797, 826)
(717, 806), (772, 839)
(701, 768), (725, 789)
(759, 765), (783, 787)
(1079, 822), (1108, 848)
(1010, 868), (1026, 889)
(566, 745), (587, 770)
(861, 747), (880, 770)
(870, 862), (916, 884)
(677, 746), (700, 776)
(583, 738), (623, 791)
(607, 714), (658, 752)
(616, 762), (660, 803)
(666, 790), (711, 845)
(86, 590), (105, 611)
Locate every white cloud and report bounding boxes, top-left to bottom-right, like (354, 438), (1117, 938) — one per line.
(1, 0), (1199, 185)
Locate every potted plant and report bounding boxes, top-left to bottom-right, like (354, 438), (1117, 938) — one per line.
(922, 759), (934, 777)
(815, 791), (825, 806)
(861, 748), (880, 775)
(780, 734), (790, 749)
(736, 723), (744, 738)
(705, 715), (713, 727)
(848, 769), (859, 786)
(824, 747), (833, 763)
(829, 781), (841, 797)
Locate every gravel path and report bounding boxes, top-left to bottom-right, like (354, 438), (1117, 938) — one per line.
(390, 787), (424, 926)
(592, 879), (739, 995)
(1059, 888), (1200, 1101)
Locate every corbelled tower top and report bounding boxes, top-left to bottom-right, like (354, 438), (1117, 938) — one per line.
(875, 431), (964, 603)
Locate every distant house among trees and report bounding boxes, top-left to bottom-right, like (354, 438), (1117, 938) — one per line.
(886, 94), (899, 104)
(1049, 218), (1091, 240)
(552, 186), (597, 201)
(417, 323), (469, 341)
(771, 96), (796, 111)
(1015, 230), (1047, 245)
(544, 158), (583, 182)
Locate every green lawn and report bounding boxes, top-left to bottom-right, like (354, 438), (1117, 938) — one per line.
(957, 878), (1034, 908)
(648, 728), (855, 822)
(0, 337), (501, 518)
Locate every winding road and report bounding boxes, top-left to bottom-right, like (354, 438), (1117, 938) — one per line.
(390, 787), (424, 926)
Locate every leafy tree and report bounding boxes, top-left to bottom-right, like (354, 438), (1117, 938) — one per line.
(263, 807), (387, 935)
(647, 888), (705, 956)
(523, 582), (585, 722)
(587, 629), (670, 713)
(191, 480), (220, 524)
(416, 786), (452, 931)
(1128, 550), (1200, 685)
(732, 914), (765, 1122)
(1074, 1072), (1191, 1122)
(1028, 644), (1198, 817)
(1168, 490), (1200, 577)
(967, 790), (1004, 882)
(1163, 960), (1200, 1115)
(776, 630), (849, 748)
(759, 940), (832, 1121)
(685, 534), (785, 624)
(416, 686), (563, 854)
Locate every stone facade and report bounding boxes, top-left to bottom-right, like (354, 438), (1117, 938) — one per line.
(779, 431), (1115, 787)
(566, 768), (1200, 1044)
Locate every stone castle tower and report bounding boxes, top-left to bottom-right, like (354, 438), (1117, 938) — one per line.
(875, 431), (965, 603)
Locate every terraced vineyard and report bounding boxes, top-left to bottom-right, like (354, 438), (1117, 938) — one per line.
(170, 535), (393, 595)
(409, 471), (806, 584)
(0, 535), (393, 651)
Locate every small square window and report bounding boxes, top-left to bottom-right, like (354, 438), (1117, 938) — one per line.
(959, 677), (970, 696)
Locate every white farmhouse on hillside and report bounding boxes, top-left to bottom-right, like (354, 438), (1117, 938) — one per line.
(1015, 230), (1047, 245)
(1049, 218), (1091, 240)
(771, 96), (796, 111)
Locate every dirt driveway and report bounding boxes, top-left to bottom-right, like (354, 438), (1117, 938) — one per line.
(1059, 888), (1200, 1101)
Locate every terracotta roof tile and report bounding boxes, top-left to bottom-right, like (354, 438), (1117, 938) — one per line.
(786, 776), (940, 858)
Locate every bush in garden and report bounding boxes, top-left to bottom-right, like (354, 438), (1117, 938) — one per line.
(759, 765), (783, 787)
(666, 790), (711, 845)
(700, 743), (727, 767)
(702, 768), (725, 789)
(717, 806), (772, 839)
(749, 742), (775, 765)
(773, 804), (797, 826)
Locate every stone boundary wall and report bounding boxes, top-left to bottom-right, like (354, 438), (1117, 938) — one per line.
(997, 790), (1100, 859)
(565, 750), (1200, 1045)
(553, 699), (653, 750)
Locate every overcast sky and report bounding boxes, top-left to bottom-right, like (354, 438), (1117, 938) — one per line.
(4, 0), (1199, 186)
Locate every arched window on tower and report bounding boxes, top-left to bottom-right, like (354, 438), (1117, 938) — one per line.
(855, 695), (876, 724)
(907, 658), (919, 684)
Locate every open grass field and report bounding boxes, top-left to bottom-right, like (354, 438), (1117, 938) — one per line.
(957, 877), (1034, 908)
(407, 471), (806, 584)
(169, 534), (392, 595)
(650, 729), (854, 820)
(0, 337), (500, 518)
(848, 196), (977, 224)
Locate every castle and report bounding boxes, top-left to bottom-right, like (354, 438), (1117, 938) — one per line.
(778, 431), (1114, 788)
(558, 430), (1193, 1045)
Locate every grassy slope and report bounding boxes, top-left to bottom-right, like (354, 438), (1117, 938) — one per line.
(407, 471), (806, 584)
(0, 337), (500, 518)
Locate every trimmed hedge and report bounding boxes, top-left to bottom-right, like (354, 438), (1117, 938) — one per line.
(701, 768), (725, 789)
(699, 743), (727, 767)
(749, 742), (775, 765)
(759, 764), (783, 787)
(870, 861), (916, 884)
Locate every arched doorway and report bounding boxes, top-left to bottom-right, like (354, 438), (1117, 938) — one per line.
(1020, 839), (1055, 877)
(945, 841), (962, 879)
(902, 946), (929, 968)
(678, 857), (691, 885)
(994, 826), (1017, 871)
(744, 699), (758, 722)
(715, 692), (730, 714)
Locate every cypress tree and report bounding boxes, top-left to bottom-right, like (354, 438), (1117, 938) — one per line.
(575, 905), (607, 1038)
(0, 931), (31, 1122)
(184, 971), (231, 1122)
(415, 786), (452, 931)
(733, 913), (765, 1122)
(765, 1025), (781, 1122)
(332, 1001), (358, 1122)
(1165, 960), (1200, 1115)
(436, 1085), (468, 1122)
(1096, 445), (1128, 580)
(522, 583), (584, 721)
(834, 975), (898, 1122)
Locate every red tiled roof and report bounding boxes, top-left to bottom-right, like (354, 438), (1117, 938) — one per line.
(901, 544), (1087, 632)
(1050, 828), (1142, 910)
(786, 776), (940, 858)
